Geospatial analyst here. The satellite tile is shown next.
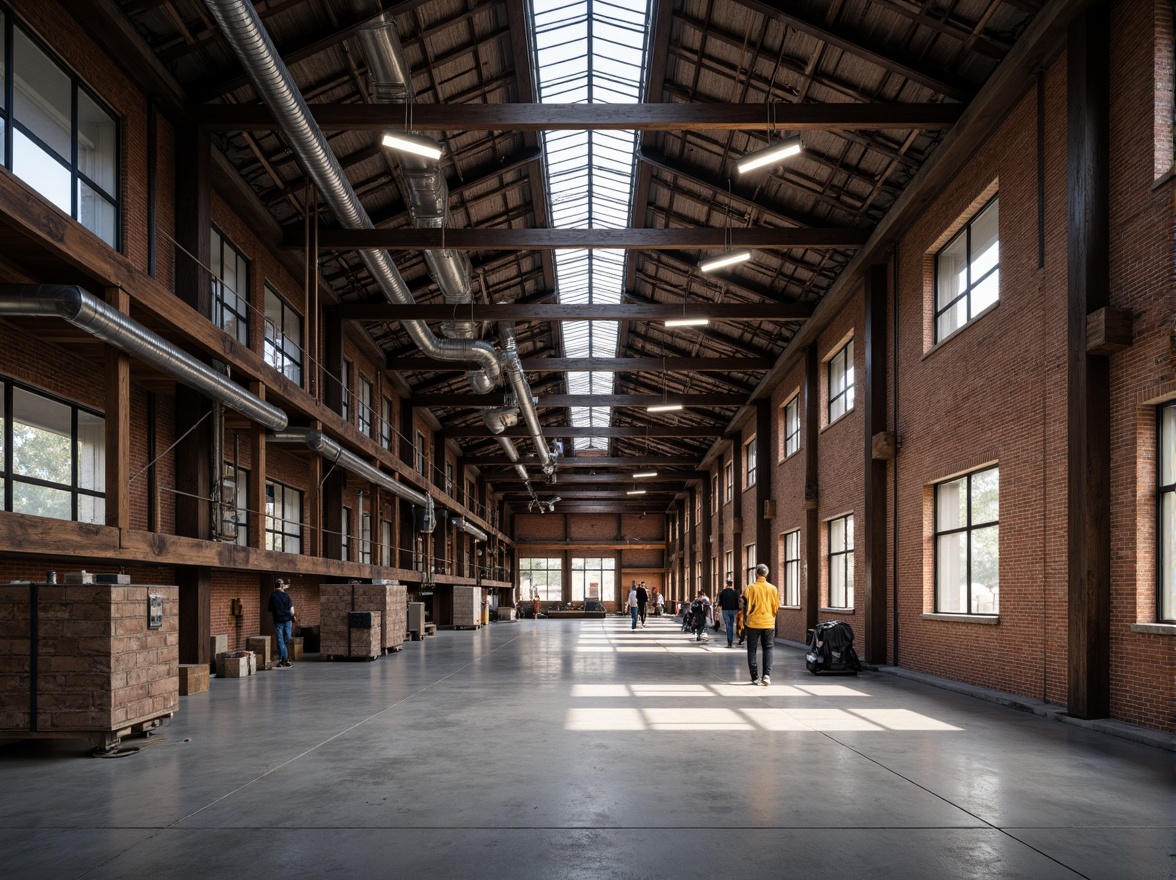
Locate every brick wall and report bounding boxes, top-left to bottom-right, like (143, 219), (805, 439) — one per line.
(770, 362), (808, 641)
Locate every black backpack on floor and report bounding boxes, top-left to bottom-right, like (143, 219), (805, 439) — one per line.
(806, 620), (862, 674)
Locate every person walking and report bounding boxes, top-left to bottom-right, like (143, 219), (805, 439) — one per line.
(627, 582), (639, 630)
(655, 591), (665, 617)
(267, 578), (295, 669)
(690, 593), (712, 641)
(717, 578), (740, 648)
(636, 581), (649, 627)
(743, 563), (780, 685)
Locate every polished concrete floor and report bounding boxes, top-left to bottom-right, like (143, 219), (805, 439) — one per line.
(0, 615), (1171, 879)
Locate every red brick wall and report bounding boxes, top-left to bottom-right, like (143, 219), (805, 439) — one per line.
(770, 363), (808, 641)
(1104, 0), (1176, 729)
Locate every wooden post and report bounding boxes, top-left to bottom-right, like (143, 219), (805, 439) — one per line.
(756, 399), (773, 575)
(864, 264), (889, 663)
(804, 344), (820, 634)
(248, 382), (267, 550)
(1066, 4), (1112, 720)
(103, 287), (130, 534)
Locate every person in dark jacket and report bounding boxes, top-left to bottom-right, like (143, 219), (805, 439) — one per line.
(717, 578), (741, 648)
(635, 581), (649, 627)
(267, 578), (295, 668)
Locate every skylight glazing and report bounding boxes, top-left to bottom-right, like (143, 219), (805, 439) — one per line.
(531, 0), (650, 450)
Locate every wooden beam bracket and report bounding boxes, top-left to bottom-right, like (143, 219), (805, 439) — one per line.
(1085, 306), (1133, 355)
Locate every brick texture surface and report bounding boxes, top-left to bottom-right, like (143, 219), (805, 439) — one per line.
(0, 584), (178, 734)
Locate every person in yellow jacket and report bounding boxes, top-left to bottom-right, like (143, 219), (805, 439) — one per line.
(743, 563), (780, 686)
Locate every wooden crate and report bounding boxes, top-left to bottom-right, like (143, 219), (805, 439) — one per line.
(179, 664), (209, 695)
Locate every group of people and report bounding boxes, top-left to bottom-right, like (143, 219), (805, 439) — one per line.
(625, 580), (665, 629)
(682, 564), (781, 686)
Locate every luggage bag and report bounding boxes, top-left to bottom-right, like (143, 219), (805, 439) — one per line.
(805, 620), (862, 674)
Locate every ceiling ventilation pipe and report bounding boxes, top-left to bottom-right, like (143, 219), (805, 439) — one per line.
(348, 12), (476, 342)
(270, 427), (435, 532)
(0, 284), (288, 431)
(450, 517), (488, 542)
(498, 322), (554, 477)
(203, 0), (500, 394)
(345, 7), (556, 485)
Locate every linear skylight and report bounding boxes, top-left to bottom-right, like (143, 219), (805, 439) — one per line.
(531, 0), (651, 450)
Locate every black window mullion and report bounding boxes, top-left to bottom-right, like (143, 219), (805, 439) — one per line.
(70, 406), (78, 522)
(70, 81), (78, 221)
(3, 13), (11, 168)
(3, 381), (10, 513)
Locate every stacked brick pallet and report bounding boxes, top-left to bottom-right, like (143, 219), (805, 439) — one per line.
(451, 585), (481, 629)
(320, 582), (406, 659)
(0, 583), (179, 750)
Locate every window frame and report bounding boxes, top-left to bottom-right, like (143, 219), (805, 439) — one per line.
(783, 529), (800, 606)
(934, 195), (1000, 343)
(1, 379), (106, 524)
(358, 375), (373, 437)
(744, 542), (757, 588)
(341, 505), (351, 562)
(1161, 403), (1176, 622)
(828, 339), (855, 424)
(380, 397), (393, 450)
(745, 436), (757, 487)
(724, 549), (733, 585)
(710, 473), (718, 513)
(519, 556), (563, 603)
(1, 11), (122, 249)
(933, 466), (1000, 615)
(341, 361), (352, 423)
(415, 431), (427, 477)
(828, 513), (854, 609)
(262, 283), (303, 386)
(570, 555), (616, 603)
(725, 459), (734, 504)
(783, 394), (800, 459)
(265, 480), (303, 554)
(210, 227), (250, 346)
(380, 518), (393, 567)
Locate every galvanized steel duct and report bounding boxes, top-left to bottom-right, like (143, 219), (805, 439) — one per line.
(349, 12), (477, 342)
(270, 427), (435, 532)
(0, 284), (288, 431)
(450, 517), (488, 543)
(498, 322), (553, 473)
(203, 0), (500, 393)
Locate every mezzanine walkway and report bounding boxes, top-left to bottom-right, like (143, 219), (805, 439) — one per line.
(0, 615), (1170, 879)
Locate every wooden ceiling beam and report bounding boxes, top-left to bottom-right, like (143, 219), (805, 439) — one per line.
(472, 456), (698, 468)
(416, 394), (739, 408)
(734, 0), (975, 100)
(195, 101), (965, 132)
(496, 472), (698, 484)
(442, 426), (723, 438)
(387, 356), (774, 372)
(353, 302), (812, 322)
(286, 226), (868, 251)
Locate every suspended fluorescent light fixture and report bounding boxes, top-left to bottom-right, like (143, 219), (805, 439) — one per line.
(664, 317), (710, 328)
(647, 403), (683, 413)
(626, 489), (647, 496)
(698, 250), (751, 273)
(632, 471), (658, 478)
(381, 131), (443, 160)
(737, 135), (803, 174)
